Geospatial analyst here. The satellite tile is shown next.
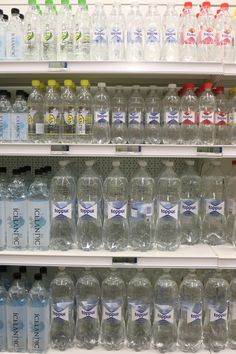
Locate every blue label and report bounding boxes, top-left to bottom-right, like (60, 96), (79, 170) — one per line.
(12, 113), (28, 141)
(111, 28), (123, 43)
(159, 202), (178, 220)
(128, 111), (142, 124)
(94, 110), (109, 124)
(78, 201), (98, 220)
(165, 28), (177, 43)
(112, 111), (126, 124)
(180, 199), (199, 216)
(206, 199), (225, 217)
(146, 112), (160, 125)
(93, 27), (106, 44)
(146, 27), (160, 43)
(131, 202), (153, 221)
(155, 304), (174, 325)
(107, 201), (127, 220)
(0, 33), (5, 59)
(127, 29), (143, 44)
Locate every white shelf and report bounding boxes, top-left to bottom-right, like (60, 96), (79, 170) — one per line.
(212, 245), (236, 269)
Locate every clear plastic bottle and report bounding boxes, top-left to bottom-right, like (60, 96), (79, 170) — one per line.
(179, 2), (198, 62)
(75, 268), (100, 349)
(161, 3), (179, 61)
(162, 84), (181, 144)
(203, 270), (229, 352)
(127, 85), (145, 144)
(101, 269), (126, 350)
(0, 167), (6, 250)
(28, 80), (44, 143)
(92, 82), (110, 144)
(44, 80), (61, 143)
(77, 160), (103, 251)
(0, 90), (11, 142)
(214, 86), (230, 145)
(50, 267), (75, 351)
(7, 273), (28, 352)
(41, 0), (57, 61)
(73, 0), (90, 61)
(144, 85), (162, 144)
(215, 3), (233, 63)
(198, 82), (215, 145)
(50, 160), (77, 251)
(126, 4), (144, 61)
(227, 161), (236, 243)
(130, 160), (154, 251)
(39, 267), (49, 290)
(27, 273), (50, 353)
(28, 169), (50, 251)
(0, 277), (7, 351)
(90, 4), (108, 61)
(76, 80), (93, 143)
(108, 3), (125, 61)
(127, 269), (152, 351)
(229, 274), (236, 349)
(24, 0), (40, 60)
(6, 8), (23, 60)
(144, 5), (161, 61)
(111, 85), (127, 144)
(0, 9), (5, 60)
(178, 269), (203, 352)
(229, 87), (236, 144)
(61, 80), (76, 143)
(103, 160), (129, 251)
(180, 160), (201, 245)
(152, 269), (178, 352)
(156, 161), (181, 251)
(57, 0), (73, 61)
(12, 90), (28, 142)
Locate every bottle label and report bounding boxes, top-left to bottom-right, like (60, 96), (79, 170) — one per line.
(111, 28), (124, 43)
(12, 113), (28, 141)
(146, 112), (160, 125)
(158, 202), (178, 220)
(60, 30), (70, 44)
(78, 301), (98, 320)
(75, 30), (90, 45)
(217, 29), (232, 46)
(186, 304), (202, 324)
(43, 31), (54, 43)
(0, 113), (11, 141)
(28, 200), (50, 249)
(164, 28), (177, 43)
(78, 201), (98, 220)
(52, 202), (72, 219)
(210, 306), (228, 323)
(93, 27), (106, 43)
(181, 111), (196, 125)
(25, 31), (35, 43)
(184, 27), (196, 44)
(36, 124), (44, 135)
(51, 301), (73, 322)
(128, 111), (142, 124)
(127, 29), (143, 44)
(205, 199), (225, 216)
(165, 111), (180, 125)
(146, 27), (160, 43)
(180, 199), (199, 216)
(94, 110), (109, 124)
(130, 303), (150, 322)
(63, 109), (76, 126)
(106, 201), (127, 220)
(201, 28), (214, 44)
(215, 112), (228, 126)
(131, 202), (153, 221)
(28, 306), (49, 351)
(6, 200), (27, 249)
(76, 109), (92, 135)
(8, 305), (27, 350)
(0, 200), (5, 249)
(112, 111), (126, 124)
(45, 109), (60, 126)
(102, 302), (122, 321)
(28, 109), (36, 126)
(154, 304), (174, 324)
(8, 32), (23, 58)
(199, 111), (214, 125)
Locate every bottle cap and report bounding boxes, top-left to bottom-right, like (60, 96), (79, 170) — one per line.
(184, 1), (192, 7)
(220, 2), (229, 9)
(202, 1), (211, 6)
(3, 14), (8, 21)
(184, 83), (195, 89)
(133, 85), (140, 89)
(0, 10), (3, 15)
(13, 273), (21, 280)
(19, 14), (24, 20)
(12, 169), (19, 175)
(0, 167), (7, 173)
(204, 82), (213, 89)
(11, 8), (20, 14)
(185, 160), (195, 166)
(216, 86), (224, 92)
(34, 273), (42, 281)
(168, 83), (177, 89)
(19, 266), (26, 273)
(98, 82), (106, 88)
(64, 79), (73, 86)
(85, 160), (95, 167)
(80, 79), (89, 87)
(59, 160), (71, 167)
(0, 265), (7, 272)
(40, 267), (47, 274)
(16, 90), (25, 96)
(48, 80), (57, 86)
(149, 85), (158, 90)
(32, 80), (40, 87)
(138, 160), (147, 167)
(35, 169), (41, 175)
(112, 160), (120, 167)
(232, 160), (236, 166)
(58, 267), (66, 271)
(163, 160), (174, 167)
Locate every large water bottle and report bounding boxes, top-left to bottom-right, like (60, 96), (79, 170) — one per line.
(214, 86), (230, 145)
(162, 84), (181, 144)
(0, 277), (7, 351)
(130, 160), (154, 251)
(152, 269), (178, 352)
(127, 85), (145, 144)
(230, 87), (236, 143)
(180, 160), (201, 245)
(229, 275), (236, 349)
(28, 169), (50, 251)
(7, 273), (28, 352)
(178, 270), (203, 352)
(127, 269), (152, 350)
(108, 4), (125, 61)
(198, 82), (215, 145)
(27, 273), (50, 353)
(103, 160), (129, 251)
(215, 3), (233, 63)
(6, 8), (23, 60)
(101, 269), (125, 350)
(144, 86), (161, 144)
(12, 90), (28, 142)
(126, 4), (143, 61)
(203, 270), (229, 352)
(144, 5), (161, 61)
(0, 90), (11, 142)
(161, 3), (179, 61)
(90, 4), (108, 61)
(111, 86), (127, 144)
(75, 268), (100, 349)
(73, 0), (90, 61)
(6, 169), (28, 250)
(156, 161), (181, 251)
(24, 0), (40, 60)
(92, 82), (110, 144)
(179, 2), (198, 62)
(57, 0), (73, 61)
(0, 9), (6, 60)
(202, 160), (226, 245)
(41, 0), (57, 61)
(44, 80), (61, 143)
(77, 160), (103, 251)
(50, 160), (77, 251)
(76, 80), (93, 143)
(28, 80), (44, 143)
(0, 167), (6, 250)
(61, 80), (76, 143)
(226, 161), (236, 243)
(50, 267), (75, 351)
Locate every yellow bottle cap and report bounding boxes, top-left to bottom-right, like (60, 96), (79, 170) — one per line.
(32, 80), (40, 87)
(80, 79), (89, 86)
(64, 79), (73, 86)
(48, 80), (57, 86)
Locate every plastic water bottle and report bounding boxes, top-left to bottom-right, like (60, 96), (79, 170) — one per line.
(61, 80), (76, 143)
(6, 169), (28, 250)
(202, 160), (226, 245)
(214, 86), (230, 145)
(76, 80), (93, 143)
(28, 169), (50, 251)
(77, 160), (103, 251)
(73, 0), (90, 61)
(126, 4), (143, 61)
(127, 269), (152, 350)
(0, 9), (6, 60)
(101, 269), (125, 350)
(111, 86), (127, 144)
(12, 90), (28, 142)
(50, 267), (75, 351)
(6, 8), (23, 60)
(75, 268), (100, 349)
(215, 3), (233, 63)
(28, 273), (50, 353)
(44, 80), (60, 143)
(50, 160), (77, 250)
(0, 277), (7, 351)
(0, 265), (11, 291)
(24, 0), (40, 60)
(90, 4), (108, 61)
(108, 4), (125, 61)
(161, 3), (179, 61)
(92, 82), (110, 144)
(144, 85), (162, 144)
(0, 167), (6, 250)
(156, 161), (181, 251)
(152, 269), (178, 352)
(203, 270), (229, 352)
(19, 266), (29, 291)
(227, 161), (236, 243)
(180, 83), (199, 144)
(57, 0), (73, 61)
(28, 80), (44, 143)
(230, 88), (236, 144)
(178, 270), (203, 352)
(130, 160), (154, 251)
(162, 84), (181, 144)
(7, 273), (27, 352)
(39, 267), (49, 290)
(103, 160), (129, 251)
(229, 275), (236, 349)
(199, 82), (215, 145)
(144, 5), (161, 61)
(0, 90), (11, 142)
(179, 2), (198, 62)
(127, 85), (145, 144)
(41, 0), (57, 61)
(180, 160), (201, 245)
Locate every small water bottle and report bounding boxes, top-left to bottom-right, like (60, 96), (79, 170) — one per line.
(144, 85), (162, 144)
(111, 86), (128, 144)
(90, 4), (108, 61)
(0, 9), (6, 60)
(92, 82), (110, 144)
(6, 8), (23, 60)
(108, 3), (125, 61)
(0, 90), (11, 142)
(126, 4), (143, 61)
(127, 85), (145, 144)
(144, 5), (161, 61)
(161, 3), (179, 61)
(28, 80), (44, 143)
(229, 274), (236, 349)
(12, 90), (28, 142)
(24, 0), (40, 60)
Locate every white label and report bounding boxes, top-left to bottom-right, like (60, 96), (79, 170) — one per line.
(159, 202), (178, 220)
(154, 305), (174, 324)
(164, 28), (177, 43)
(6, 200), (27, 249)
(93, 27), (106, 43)
(146, 112), (160, 125)
(78, 301), (98, 320)
(112, 111), (126, 124)
(28, 200), (50, 249)
(0, 113), (11, 141)
(78, 202), (98, 220)
(128, 112), (142, 124)
(76, 109), (92, 136)
(130, 303), (150, 321)
(45, 109), (59, 126)
(52, 202), (72, 219)
(187, 305), (202, 324)
(131, 202), (153, 221)
(107, 201), (127, 220)
(210, 307), (227, 322)
(201, 29), (214, 44)
(110, 28), (123, 43)
(0, 200), (5, 248)
(7, 32), (23, 58)
(165, 111), (179, 125)
(12, 113), (28, 141)
(51, 302), (73, 322)
(184, 28), (197, 44)
(102, 303), (122, 321)
(181, 111), (196, 125)
(35, 123), (44, 135)
(180, 199), (199, 216)
(200, 111), (214, 125)
(215, 112), (228, 126)
(94, 110), (109, 123)
(205, 199), (225, 216)
(146, 27), (160, 43)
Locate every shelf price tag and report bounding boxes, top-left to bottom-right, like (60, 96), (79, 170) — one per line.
(115, 146), (142, 154)
(48, 62), (68, 72)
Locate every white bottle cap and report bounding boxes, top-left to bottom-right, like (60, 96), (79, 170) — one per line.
(211, 160), (221, 166)
(59, 160), (71, 167)
(163, 160), (174, 167)
(58, 267), (65, 271)
(85, 160), (95, 167)
(168, 83), (177, 89)
(98, 82), (106, 88)
(112, 160), (120, 167)
(149, 85), (158, 90)
(185, 160), (194, 166)
(163, 268), (170, 273)
(138, 160), (147, 167)
(133, 85), (140, 89)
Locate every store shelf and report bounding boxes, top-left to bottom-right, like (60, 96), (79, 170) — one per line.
(0, 349), (212, 354)
(212, 245), (236, 269)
